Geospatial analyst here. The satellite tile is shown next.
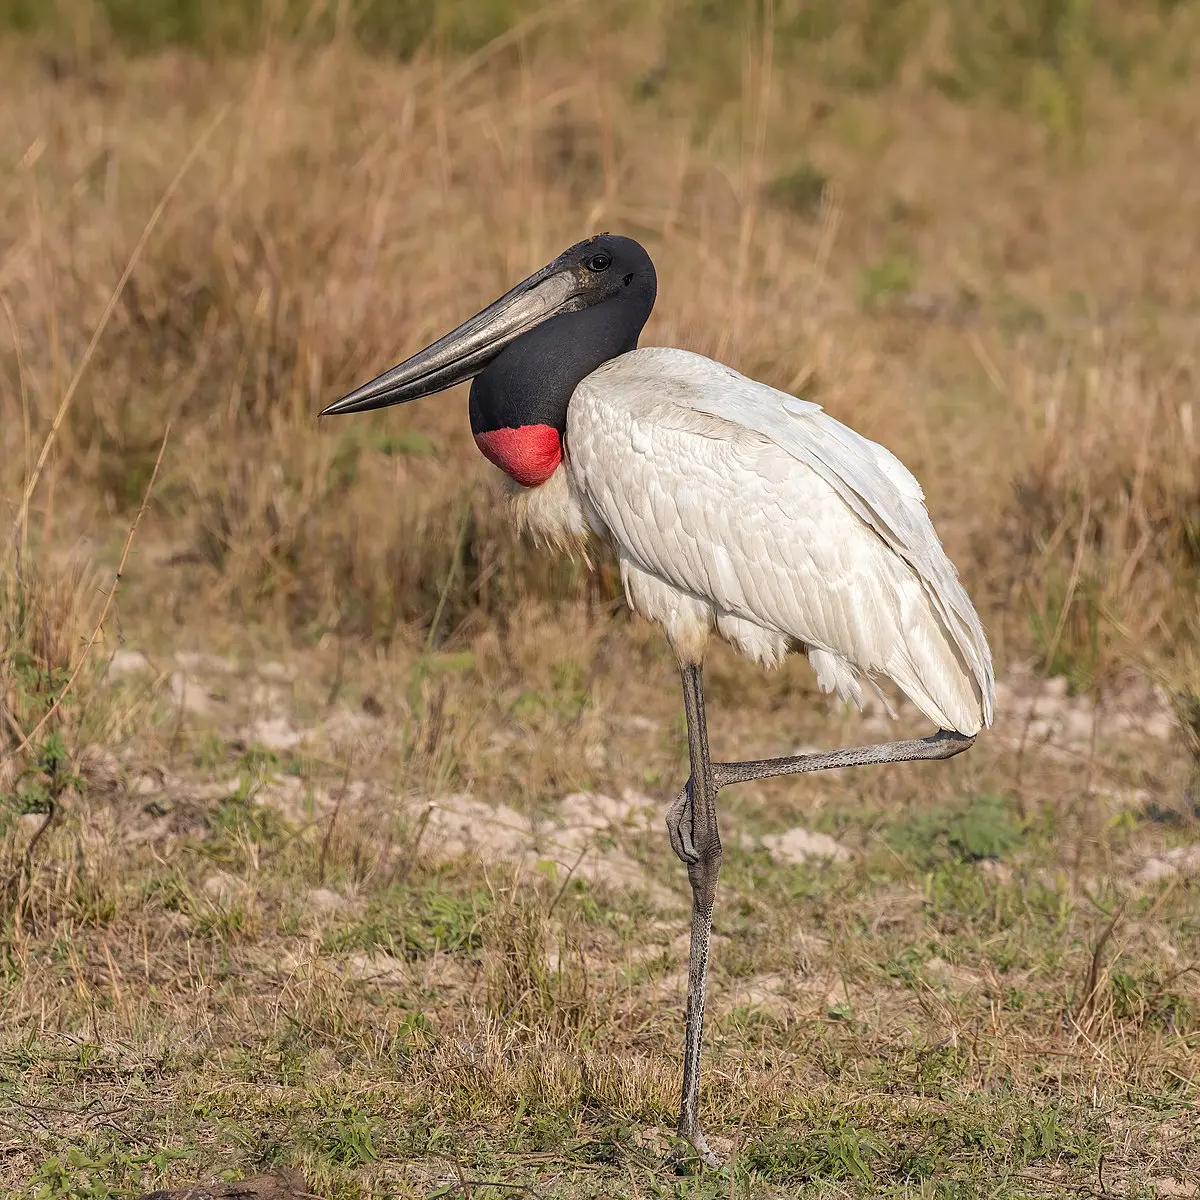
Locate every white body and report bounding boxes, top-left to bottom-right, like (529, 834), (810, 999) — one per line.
(511, 347), (994, 737)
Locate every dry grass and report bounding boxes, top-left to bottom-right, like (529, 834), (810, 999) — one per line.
(1, 3), (1199, 1196)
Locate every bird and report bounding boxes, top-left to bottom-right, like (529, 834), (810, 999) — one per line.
(321, 233), (995, 1166)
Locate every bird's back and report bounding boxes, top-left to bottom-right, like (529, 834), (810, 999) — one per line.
(566, 347), (995, 737)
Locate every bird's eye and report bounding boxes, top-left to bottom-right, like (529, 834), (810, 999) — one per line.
(587, 252), (612, 272)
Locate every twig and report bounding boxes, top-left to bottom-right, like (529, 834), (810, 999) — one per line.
(0, 796), (58, 912)
(1073, 899), (1126, 1030)
(422, 504), (471, 657)
(2, 295), (32, 565)
(1007, 1173), (1115, 1198)
(2, 706), (30, 758)
(432, 1179), (546, 1200)
(1042, 494), (1092, 678)
(394, 802), (435, 887)
(324, 625), (347, 707)
(18, 424), (172, 750)
(22, 799), (57, 866)
(1155, 961), (1199, 990)
(2, 726), (71, 905)
(547, 845), (589, 916)
(449, 1156), (472, 1200)
(453, 1184), (545, 1200)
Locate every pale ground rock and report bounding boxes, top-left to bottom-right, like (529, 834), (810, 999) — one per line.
(759, 826), (851, 864)
(107, 648), (151, 674)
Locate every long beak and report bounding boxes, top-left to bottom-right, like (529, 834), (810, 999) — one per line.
(320, 259), (584, 416)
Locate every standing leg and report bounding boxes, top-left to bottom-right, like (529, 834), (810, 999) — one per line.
(666, 663), (723, 1167)
(663, 711), (976, 1168)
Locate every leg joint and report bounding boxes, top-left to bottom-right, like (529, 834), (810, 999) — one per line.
(686, 838), (722, 883)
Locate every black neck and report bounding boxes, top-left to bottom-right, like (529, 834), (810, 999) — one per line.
(469, 287), (654, 436)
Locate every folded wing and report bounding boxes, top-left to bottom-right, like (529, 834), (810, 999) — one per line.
(568, 347), (995, 735)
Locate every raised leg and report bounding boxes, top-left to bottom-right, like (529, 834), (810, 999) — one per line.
(663, 676), (976, 1169)
(713, 727), (975, 789)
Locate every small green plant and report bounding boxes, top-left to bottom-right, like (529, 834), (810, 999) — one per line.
(312, 1105), (379, 1166)
(745, 1123), (887, 1184)
(1111, 967), (1197, 1031)
(2, 563), (96, 760)
(5, 731), (74, 815)
(2, 732), (80, 906)
(324, 884), (486, 959)
(26, 1144), (191, 1199)
(886, 794), (1024, 869)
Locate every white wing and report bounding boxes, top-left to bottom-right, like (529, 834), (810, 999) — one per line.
(566, 347), (995, 736)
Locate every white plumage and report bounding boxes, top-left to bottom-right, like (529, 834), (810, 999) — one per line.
(512, 347), (994, 738)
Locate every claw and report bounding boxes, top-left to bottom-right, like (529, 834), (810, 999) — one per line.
(665, 780), (699, 865)
(669, 1128), (723, 1171)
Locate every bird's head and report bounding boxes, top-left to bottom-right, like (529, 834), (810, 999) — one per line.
(321, 234), (656, 487)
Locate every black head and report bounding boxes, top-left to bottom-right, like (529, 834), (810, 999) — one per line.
(321, 234), (656, 415)
(321, 231), (657, 420)
(320, 234), (657, 486)
(466, 236), (656, 482)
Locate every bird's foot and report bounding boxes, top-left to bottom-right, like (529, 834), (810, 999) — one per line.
(665, 781), (699, 865)
(669, 1124), (723, 1171)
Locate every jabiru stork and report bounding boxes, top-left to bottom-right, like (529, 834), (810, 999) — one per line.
(321, 234), (994, 1165)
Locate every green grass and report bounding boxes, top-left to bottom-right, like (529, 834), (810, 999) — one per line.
(6, 688), (1195, 1196)
(858, 248), (920, 311)
(765, 163), (830, 221)
(883, 793), (1025, 868)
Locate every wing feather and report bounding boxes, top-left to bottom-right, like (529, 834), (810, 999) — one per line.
(567, 347), (995, 734)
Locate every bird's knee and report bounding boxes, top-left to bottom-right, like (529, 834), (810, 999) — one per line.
(686, 838), (722, 884)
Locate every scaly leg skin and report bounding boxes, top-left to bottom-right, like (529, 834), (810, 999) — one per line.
(665, 730), (972, 864)
(664, 666), (975, 1170)
(713, 727), (975, 788)
(670, 664), (723, 1168)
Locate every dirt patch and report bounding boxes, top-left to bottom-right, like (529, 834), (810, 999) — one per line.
(759, 826), (851, 865)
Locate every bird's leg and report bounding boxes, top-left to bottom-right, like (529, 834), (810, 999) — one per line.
(665, 699), (975, 1169)
(711, 728), (975, 789)
(667, 663), (723, 1168)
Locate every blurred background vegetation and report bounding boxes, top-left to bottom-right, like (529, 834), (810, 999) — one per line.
(4, 0), (1199, 128)
(0, 0), (1196, 750)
